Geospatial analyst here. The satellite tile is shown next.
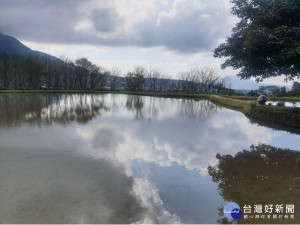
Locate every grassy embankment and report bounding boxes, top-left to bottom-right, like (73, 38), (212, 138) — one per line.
(0, 89), (299, 129)
(207, 95), (300, 129)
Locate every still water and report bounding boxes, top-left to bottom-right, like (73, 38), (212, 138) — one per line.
(265, 101), (300, 107)
(0, 94), (299, 224)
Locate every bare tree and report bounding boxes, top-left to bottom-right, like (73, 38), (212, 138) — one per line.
(0, 54), (10, 88)
(108, 68), (122, 90)
(178, 67), (222, 93)
(52, 60), (64, 89)
(92, 66), (108, 89)
(179, 69), (199, 92)
(5, 55), (24, 89)
(75, 58), (90, 89)
(60, 57), (76, 89)
(25, 56), (43, 88)
(203, 68), (220, 92)
(125, 66), (147, 91)
(147, 68), (161, 91)
(214, 77), (231, 93)
(89, 64), (101, 89)
(41, 57), (54, 88)
(74, 57), (108, 89)
(157, 74), (171, 92)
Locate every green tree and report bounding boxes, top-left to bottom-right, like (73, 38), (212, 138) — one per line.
(257, 85), (287, 96)
(291, 81), (300, 95)
(214, 0), (300, 81)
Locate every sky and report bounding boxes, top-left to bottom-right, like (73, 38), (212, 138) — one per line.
(0, 0), (296, 85)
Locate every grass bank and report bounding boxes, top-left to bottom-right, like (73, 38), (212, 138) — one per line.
(207, 95), (300, 129)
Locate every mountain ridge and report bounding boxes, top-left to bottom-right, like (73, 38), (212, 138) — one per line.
(0, 32), (58, 60)
(225, 75), (291, 91)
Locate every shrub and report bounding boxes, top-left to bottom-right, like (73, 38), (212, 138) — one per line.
(277, 102), (285, 107)
(250, 101), (257, 109)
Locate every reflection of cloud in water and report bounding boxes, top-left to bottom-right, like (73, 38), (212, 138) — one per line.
(0, 149), (143, 224)
(75, 109), (275, 175)
(132, 177), (181, 224)
(93, 128), (124, 151)
(131, 160), (225, 224)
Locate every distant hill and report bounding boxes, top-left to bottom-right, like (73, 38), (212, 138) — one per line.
(226, 75), (271, 90)
(0, 32), (58, 60)
(226, 75), (292, 91)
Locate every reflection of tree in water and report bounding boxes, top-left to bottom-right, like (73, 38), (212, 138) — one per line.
(146, 96), (159, 121)
(125, 95), (145, 120)
(179, 99), (219, 120)
(0, 94), (109, 126)
(1, 94), (223, 125)
(208, 144), (300, 224)
(0, 95), (50, 126)
(124, 95), (219, 120)
(43, 94), (109, 125)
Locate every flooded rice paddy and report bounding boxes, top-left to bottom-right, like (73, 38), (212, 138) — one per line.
(0, 94), (299, 224)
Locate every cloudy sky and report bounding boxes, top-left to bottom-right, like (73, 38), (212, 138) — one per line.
(0, 0), (294, 85)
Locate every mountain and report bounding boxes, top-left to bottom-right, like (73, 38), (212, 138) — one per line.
(227, 75), (289, 90)
(0, 32), (58, 60)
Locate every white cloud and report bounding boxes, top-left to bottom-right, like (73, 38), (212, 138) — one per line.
(0, 0), (236, 52)
(4, 0), (294, 85)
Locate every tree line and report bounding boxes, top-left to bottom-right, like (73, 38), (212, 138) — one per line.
(245, 82), (300, 97)
(0, 53), (231, 93)
(0, 54), (109, 90)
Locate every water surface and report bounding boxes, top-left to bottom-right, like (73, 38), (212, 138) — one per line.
(266, 101), (300, 107)
(0, 94), (299, 223)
